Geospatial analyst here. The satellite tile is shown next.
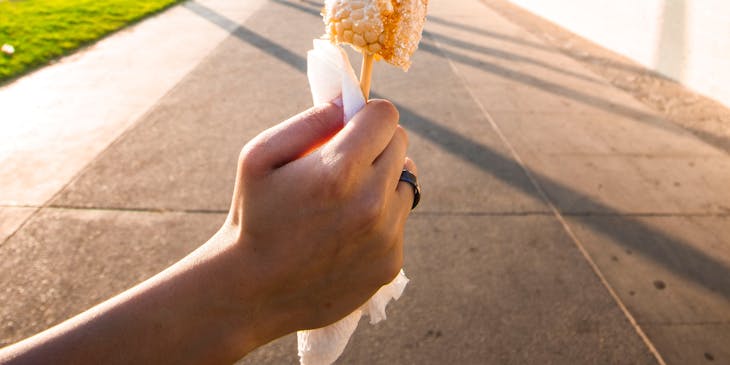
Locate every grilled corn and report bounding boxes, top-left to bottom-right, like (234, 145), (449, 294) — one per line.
(323, 0), (428, 71)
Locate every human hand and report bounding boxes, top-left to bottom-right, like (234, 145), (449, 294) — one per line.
(0, 100), (417, 365)
(219, 100), (417, 343)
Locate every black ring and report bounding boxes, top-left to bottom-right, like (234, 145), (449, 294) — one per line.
(399, 169), (421, 210)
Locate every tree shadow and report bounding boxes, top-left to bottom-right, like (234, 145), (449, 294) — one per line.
(271, 0), (320, 17)
(183, 0), (730, 302)
(392, 99), (730, 304)
(270, 0), (730, 154)
(428, 15), (557, 53)
(427, 14), (655, 77)
(419, 35), (730, 154)
(296, 0), (323, 10)
(274, 0), (601, 85)
(183, 1), (307, 73)
(427, 30), (605, 85)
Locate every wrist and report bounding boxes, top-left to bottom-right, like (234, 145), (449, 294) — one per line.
(187, 224), (294, 359)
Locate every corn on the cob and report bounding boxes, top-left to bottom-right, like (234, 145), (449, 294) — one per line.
(323, 0), (428, 71)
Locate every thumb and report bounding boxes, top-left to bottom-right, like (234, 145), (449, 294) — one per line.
(241, 103), (344, 175)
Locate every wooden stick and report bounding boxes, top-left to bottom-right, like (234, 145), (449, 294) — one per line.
(360, 53), (374, 100)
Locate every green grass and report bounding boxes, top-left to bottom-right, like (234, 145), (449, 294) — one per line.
(0, 0), (183, 83)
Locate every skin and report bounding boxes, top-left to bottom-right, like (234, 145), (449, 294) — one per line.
(0, 99), (417, 365)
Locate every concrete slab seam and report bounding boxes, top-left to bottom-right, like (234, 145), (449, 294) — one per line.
(413, 211), (554, 217)
(429, 21), (669, 365)
(7, 204), (729, 220)
(44, 205), (229, 215)
(49, 3), (258, 203)
(560, 212), (730, 218)
(641, 321), (730, 327)
(0, 206), (42, 249)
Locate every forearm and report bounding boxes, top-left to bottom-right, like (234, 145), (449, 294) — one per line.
(0, 229), (269, 365)
(0, 101), (414, 365)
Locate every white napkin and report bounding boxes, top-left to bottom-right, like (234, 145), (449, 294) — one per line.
(306, 39), (366, 121)
(297, 39), (409, 365)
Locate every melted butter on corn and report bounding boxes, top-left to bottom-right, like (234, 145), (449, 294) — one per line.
(323, 0), (428, 71)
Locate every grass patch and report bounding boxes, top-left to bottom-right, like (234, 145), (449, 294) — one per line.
(0, 0), (183, 83)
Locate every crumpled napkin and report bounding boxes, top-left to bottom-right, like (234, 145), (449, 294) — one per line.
(297, 39), (409, 365)
(306, 39), (365, 121)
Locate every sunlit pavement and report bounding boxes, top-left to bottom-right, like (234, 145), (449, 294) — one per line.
(1, 0), (728, 364)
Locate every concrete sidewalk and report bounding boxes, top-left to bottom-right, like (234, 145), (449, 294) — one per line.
(1, 0), (728, 364)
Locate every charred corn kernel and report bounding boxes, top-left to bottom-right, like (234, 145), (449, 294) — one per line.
(323, 0), (429, 71)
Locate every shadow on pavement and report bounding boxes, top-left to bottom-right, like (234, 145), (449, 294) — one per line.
(268, 0), (730, 154)
(428, 15), (556, 52)
(183, 0), (730, 302)
(183, 1), (307, 73)
(427, 14), (652, 76)
(296, 0), (323, 10)
(418, 36), (730, 154)
(425, 30), (605, 84)
(393, 103), (730, 304)
(274, 0), (593, 85)
(271, 0), (320, 17)
(430, 11), (730, 155)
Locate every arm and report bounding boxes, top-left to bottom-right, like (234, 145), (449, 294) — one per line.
(0, 100), (417, 364)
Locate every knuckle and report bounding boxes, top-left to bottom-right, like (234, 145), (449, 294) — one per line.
(369, 99), (399, 126)
(404, 157), (418, 176)
(304, 105), (334, 131)
(238, 141), (264, 175)
(238, 136), (273, 178)
(394, 126), (408, 148)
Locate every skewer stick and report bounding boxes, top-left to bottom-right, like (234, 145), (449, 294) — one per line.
(360, 53), (374, 100)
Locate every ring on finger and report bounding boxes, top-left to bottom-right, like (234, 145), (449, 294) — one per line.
(399, 169), (421, 210)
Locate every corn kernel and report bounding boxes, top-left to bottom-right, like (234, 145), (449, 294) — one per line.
(351, 21), (365, 34)
(323, 0), (429, 71)
(353, 34), (366, 47)
(350, 9), (364, 20)
(364, 30), (378, 43)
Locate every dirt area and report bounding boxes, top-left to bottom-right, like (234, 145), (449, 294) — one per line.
(480, 0), (730, 154)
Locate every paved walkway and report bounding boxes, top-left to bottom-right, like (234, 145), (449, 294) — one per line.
(1, 0), (728, 364)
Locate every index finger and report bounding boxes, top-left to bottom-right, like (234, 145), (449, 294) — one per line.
(325, 99), (400, 164)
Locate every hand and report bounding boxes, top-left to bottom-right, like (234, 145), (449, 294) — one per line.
(223, 99), (417, 339)
(0, 100), (418, 364)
